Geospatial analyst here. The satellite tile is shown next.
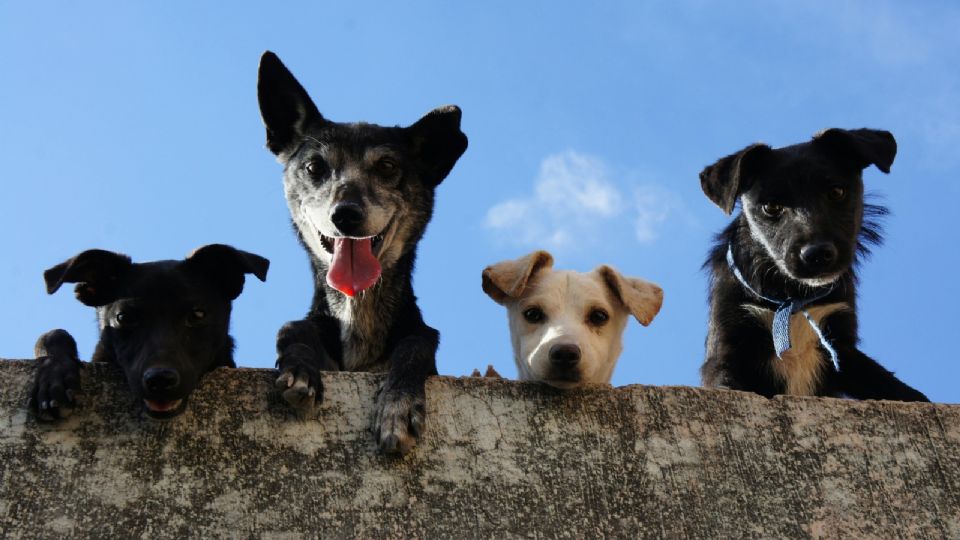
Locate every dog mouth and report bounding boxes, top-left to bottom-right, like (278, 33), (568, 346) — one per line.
(796, 272), (843, 287)
(142, 398), (186, 419)
(320, 231), (386, 255)
(541, 370), (583, 389)
(787, 262), (847, 287)
(319, 223), (393, 297)
(542, 378), (582, 390)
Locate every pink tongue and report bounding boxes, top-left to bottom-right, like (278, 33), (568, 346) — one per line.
(326, 238), (382, 297)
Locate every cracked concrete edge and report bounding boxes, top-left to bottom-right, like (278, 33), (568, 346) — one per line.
(0, 359), (958, 538)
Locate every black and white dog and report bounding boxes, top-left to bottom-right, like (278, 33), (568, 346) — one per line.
(33, 244), (269, 420)
(699, 128), (928, 401)
(257, 51), (468, 454)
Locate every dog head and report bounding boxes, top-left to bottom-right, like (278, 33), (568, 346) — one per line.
(483, 250), (663, 388)
(44, 244), (269, 419)
(257, 51), (468, 297)
(700, 128), (895, 286)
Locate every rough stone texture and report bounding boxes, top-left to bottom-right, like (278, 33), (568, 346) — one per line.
(0, 360), (958, 539)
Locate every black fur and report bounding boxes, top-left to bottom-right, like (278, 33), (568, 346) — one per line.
(31, 245), (268, 420)
(700, 128), (928, 401)
(257, 51), (468, 454)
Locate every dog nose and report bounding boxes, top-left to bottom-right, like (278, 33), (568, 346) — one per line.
(549, 344), (581, 368)
(331, 202), (365, 234)
(799, 242), (837, 269)
(142, 367), (180, 392)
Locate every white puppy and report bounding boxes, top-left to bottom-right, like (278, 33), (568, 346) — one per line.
(482, 250), (663, 388)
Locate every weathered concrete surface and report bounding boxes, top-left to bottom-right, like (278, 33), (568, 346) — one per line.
(0, 360), (957, 539)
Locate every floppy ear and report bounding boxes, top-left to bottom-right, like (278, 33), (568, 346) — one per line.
(700, 143), (772, 214)
(44, 249), (133, 306)
(481, 250), (553, 304)
(596, 265), (663, 326)
(813, 128), (897, 174)
(184, 244), (270, 300)
(257, 51), (325, 156)
(409, 105), (468, 186)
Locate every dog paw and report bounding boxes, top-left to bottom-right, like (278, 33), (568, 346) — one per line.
(373, 388), (425, 456)
(30, 356), (82, 421)
(275, 344), (322, 415)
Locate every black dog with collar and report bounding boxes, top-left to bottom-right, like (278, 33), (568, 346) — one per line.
(699, 128), (927, 401)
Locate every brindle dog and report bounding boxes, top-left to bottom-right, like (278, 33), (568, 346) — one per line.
(257, 51), (468, 454)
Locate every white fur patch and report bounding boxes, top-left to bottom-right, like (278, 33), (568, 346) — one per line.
(744, 302), (849, 395)
(742, 200), (794, 278)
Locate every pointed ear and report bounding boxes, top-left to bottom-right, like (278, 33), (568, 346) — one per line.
(184, 244), (270, 300)
(700, 143), (772, 214)
(596, 265), (663, 326)
(44, 249), (133, 306)
(409, 105), (468, 186)
(257, 51), (324, 156)
(481, 250), (553, 304)
(813, 128), (897, 174)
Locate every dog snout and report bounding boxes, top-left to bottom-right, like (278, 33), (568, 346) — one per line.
(549, 343), (581, 368)
(331, 202), (365, 235)
(799, 242), (838, 271)
(142, 367), (181, 393)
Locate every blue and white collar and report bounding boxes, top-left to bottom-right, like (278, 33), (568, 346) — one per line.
(725, 244), (839, 369)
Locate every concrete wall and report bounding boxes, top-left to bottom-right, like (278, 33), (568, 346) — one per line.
(0, 359), (957, 538)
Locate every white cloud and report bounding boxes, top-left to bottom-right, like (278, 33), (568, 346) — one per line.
(484, 150), (681, 251)
(534, 152), (622, 217)
(633, 185), (673, 244)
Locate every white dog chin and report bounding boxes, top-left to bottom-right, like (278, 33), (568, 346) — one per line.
(796, 272), (844, 288)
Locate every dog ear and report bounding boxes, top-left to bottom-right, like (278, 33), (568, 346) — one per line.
(700, 143), (772, 214)
(44, 249), (133, 306)
(481, 250), (554, 304)
(184, 244), (270, 300)
(257, 51), (325, 156)
(596, 266), (663, 326)
(813, 128), (897, 174)
(409, 105), (469, 186)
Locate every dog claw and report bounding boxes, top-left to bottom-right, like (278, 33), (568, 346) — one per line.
(31, 349), (83, 421)
(373, 390), (424, 456)
(292, 373), (309, 390)
(274, 371), (295, 390)
(274, 340), (326, 414)
(278, 371), (319, 415)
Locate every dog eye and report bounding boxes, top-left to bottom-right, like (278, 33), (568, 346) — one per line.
(186, 309), (206, 326)
(588, 309), (609, 326)
(827, 186), (846, 201)
(761, 203), (784, 218)
(115, 311), (138, 327)
(375, 158), (398, 175)
(304, 159), (326, 177)
(522, 307), (545, 324)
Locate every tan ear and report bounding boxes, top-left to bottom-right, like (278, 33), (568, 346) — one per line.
(481, 250), (554, 304)
(597, 265), (663, 326)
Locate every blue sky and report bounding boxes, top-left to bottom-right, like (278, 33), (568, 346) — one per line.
(1, 1), (958, 402)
